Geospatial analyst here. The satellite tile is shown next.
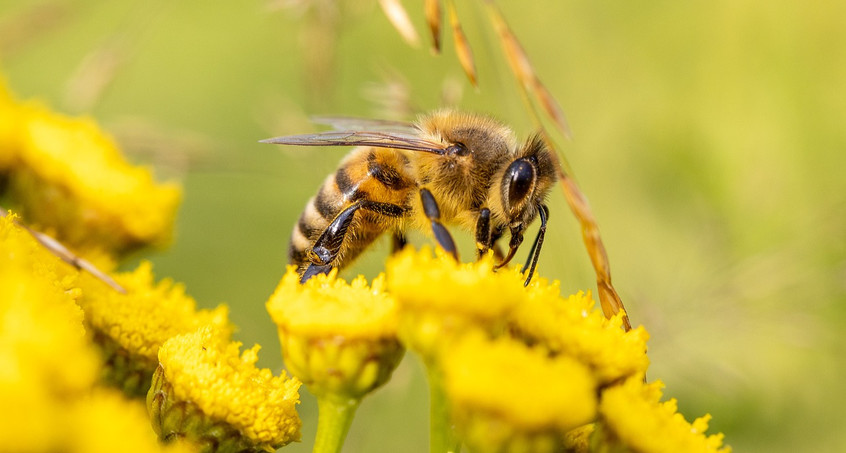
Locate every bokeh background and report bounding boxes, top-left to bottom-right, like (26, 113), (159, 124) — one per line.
(2, 0), (845, 451)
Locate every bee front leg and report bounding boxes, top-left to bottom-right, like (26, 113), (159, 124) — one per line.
(419, 188), (458, 259)
(475, 208), (492, 259)
(520, 204), (549, 286)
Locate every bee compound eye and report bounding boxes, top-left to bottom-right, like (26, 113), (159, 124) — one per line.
(503, 158), (536, 210)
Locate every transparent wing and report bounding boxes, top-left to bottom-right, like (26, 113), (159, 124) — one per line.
(310, 116), (420, 134)
(261, 130), (447, 155)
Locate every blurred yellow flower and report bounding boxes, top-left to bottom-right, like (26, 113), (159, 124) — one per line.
(70, 389), (196, 453)
(510, 282), (650, 384)
(266, 267), (403, 399)
(599, 375), (731, 453)
(0, 220), (99, 451)
(442, 332), (597, 453)
(151, 326), (302, 451)
(77, 261), (231, 396)
(0, 82), (180, 256)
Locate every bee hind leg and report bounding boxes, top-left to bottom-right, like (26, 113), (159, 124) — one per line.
(300, 263), (334, 283)
(302, 199), (408, 284)
(419, 188), (458, 259)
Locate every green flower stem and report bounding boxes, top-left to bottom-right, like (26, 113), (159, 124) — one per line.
(313, 394), (361, 453)
(426, 365), (461, 453)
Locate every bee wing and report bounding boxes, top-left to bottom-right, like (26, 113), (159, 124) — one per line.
(310, 116), (420, 135)
(261, 130), (447, 155)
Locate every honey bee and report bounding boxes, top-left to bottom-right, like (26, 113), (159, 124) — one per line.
(262, 110), (557, 285)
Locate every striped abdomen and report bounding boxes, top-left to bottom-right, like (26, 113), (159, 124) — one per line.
(288, 147), (416, 273)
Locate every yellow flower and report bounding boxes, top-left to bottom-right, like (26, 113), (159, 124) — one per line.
(70, 389), (196, 453)
(77, 261), (231, 397)
(266, 267), (403, 399)
(386, 247), (526, 359)
(151, 326), (302, 451)
(0, 77), (20, 168)
(599, 375), (731, 453)
(0, 214), (98, 451)
(0, 86), (180, 256)
(510, 280), (650, 384)
(442, 332), (598, 453)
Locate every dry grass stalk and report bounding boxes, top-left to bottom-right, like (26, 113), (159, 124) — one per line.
(379, 0), (420, 47)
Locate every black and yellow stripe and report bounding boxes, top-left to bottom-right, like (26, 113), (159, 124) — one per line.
(288, 147), (416, 273)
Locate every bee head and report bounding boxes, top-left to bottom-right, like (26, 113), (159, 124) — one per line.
(494, 134), (557, 269)
(499, 134), (556, 227)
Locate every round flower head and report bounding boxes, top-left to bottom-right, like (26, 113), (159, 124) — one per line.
(442, 332), (598, 453)
(598, 375), (731, 453)
(150, 326), (302, 452)
(77, 262), (231, 397)
(386, 247), (527, 359)
(510, 280), (650, 385)
(0, 91), (180, 256)
(266, 267), (403, 400)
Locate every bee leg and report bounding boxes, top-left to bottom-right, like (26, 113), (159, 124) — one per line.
(419, 188), (458, 259)
(300, 263), (334, 283)
(307, 200), (364, 268)
(520, 204), (549, 286)
(475, 208), (492, 259)
(391, 232), (408, 254)
(303, 199), (407, 284)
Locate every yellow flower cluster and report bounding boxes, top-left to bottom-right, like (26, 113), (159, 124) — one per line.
(0, 78), (180, 256)
(386, 248), (526, 359)
(380, 247), (729, 453)
(512, 280), (651, 384)
(153, 326), (302, 449)
(77, 261), (231, 396)
(0, 214), (193, 453)
(443, 333), (597, 452)
(599, 375), (731, 453)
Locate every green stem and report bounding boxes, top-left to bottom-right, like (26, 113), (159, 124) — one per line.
(312, 395), (361, 453)
(426, 365), (461, 453)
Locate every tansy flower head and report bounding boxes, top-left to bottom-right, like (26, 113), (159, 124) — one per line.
(150, 326), (302, 452)
(598, 375), (731, 453)
(386, 247), (527, 358)
(266, 267), (403, 399)
(77, 261), (231, 397)
(0, 91), (180, 256)
(510, 284), (650, 384)
(442, 332), (598, 453)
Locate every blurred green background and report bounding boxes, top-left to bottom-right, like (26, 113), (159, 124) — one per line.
(3, 0), (845, 451)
